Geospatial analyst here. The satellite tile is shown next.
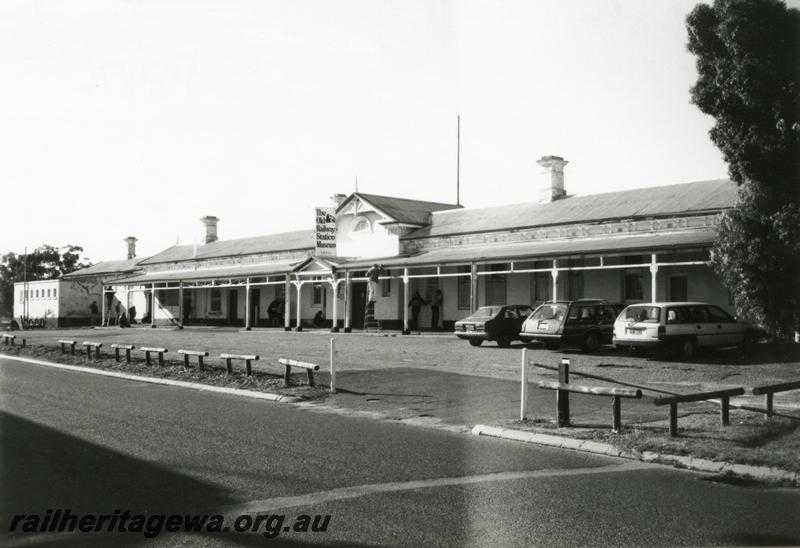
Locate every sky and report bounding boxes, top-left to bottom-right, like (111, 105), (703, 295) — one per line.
(0, 0), (750, 263)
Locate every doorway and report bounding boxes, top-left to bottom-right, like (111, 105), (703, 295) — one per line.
(228, 290), (239, 325)
(250, 288), (261, 327)
(351, 283), (367, 329)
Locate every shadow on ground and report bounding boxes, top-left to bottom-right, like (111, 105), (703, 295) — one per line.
(0, 412), (369, 547)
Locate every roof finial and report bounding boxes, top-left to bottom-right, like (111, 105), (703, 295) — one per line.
(355, 175), (358, 193)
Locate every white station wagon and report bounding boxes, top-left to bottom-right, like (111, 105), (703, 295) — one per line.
(612, 302), (756, 358)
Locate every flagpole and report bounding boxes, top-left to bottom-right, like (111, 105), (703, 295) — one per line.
(456, 115), (461, 206)
(23, 246), (28, 321)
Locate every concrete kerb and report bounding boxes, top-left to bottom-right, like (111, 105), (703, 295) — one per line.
(0, 354), (301, 404)
(471, 424), (800, 486)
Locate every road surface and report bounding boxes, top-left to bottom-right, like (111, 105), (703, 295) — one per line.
(2, 356), (799, 546)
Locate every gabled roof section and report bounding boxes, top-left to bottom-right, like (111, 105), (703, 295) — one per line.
(404, 179), (737, 239)
(61, 258), (142, 279)
(138, 229), (315, 265)
(338, 192), (462, 226)
(291, 256), (351, 274)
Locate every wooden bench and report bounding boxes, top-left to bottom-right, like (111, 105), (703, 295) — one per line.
(752, 380), (800, 419)
(220, 353), (259, 375)
(82, 341), (103, 360)
(178, 349), (209, 370)
(654, 387), (745, 437)
(278, 358), (320, 387)
(111, 343), (135, 363)
(2, 333), (16, 346)
(141, 347), (168, 366)
(58, 339), (76, 355)
(538, 381), (642, 433)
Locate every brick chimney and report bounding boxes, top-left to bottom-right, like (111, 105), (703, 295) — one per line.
(536, 155), (568, 203)
(200, 216), (219, 244)
(124, 237), (137, 259)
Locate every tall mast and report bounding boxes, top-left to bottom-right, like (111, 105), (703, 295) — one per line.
(456, 115), (461, 206)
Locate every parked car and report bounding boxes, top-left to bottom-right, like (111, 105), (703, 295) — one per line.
(454, 304), (534, 347)
(612, 302), (756, 358)
(520, 299), (624, 351)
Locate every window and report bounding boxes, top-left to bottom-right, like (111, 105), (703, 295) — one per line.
(624, 272), (643, 301)
(351, 216), (371, 233)
(382, 276), (391, 297)
(669, 276), (688, 301)
(19, 290), (23, 302)
(312, 283), (326, 307)
(531, 270), (551, 303)
(457, 266), (471, 310)
(706, 305), (734, 323)
(53, 288), (57, 299)
(485, 264), (507, 305)
(46, 289), (50, 298)
(425, 278), (439, 303)
(158, 290), (179, 306)
(567, 272), (584, 300)
(210, 289), (222, 312)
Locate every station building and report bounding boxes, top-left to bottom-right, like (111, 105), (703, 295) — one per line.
(27, 156), (739, 332)
(12, 239), (142, 327)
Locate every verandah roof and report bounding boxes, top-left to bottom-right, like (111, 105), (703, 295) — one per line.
(343, 228), (717, 269)
(107, 262), (299, 285)
(108, 228), (716, 285)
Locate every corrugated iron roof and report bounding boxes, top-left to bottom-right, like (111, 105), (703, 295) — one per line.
(61, 258), (142, 279)
(343, 228), (717, 268)
(344, 193), (462, 226)
(109, 261), (300, 285)
(404, 179), (737, 239)
(138, 229), (315, 265)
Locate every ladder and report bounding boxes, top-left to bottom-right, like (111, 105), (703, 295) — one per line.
(364, 301), (381, 332)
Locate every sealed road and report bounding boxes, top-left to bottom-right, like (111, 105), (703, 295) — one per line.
(2, 357), (799, 546)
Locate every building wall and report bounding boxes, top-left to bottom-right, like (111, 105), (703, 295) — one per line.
(13, 280), (60, 322)
(60, 280), (103, 323)
(13, 279), (103, 326)
(337, 207), (400, 259)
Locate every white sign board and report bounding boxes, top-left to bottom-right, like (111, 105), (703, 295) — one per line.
(315, 207), (337, 256)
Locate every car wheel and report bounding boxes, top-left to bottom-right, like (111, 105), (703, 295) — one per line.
(497, 337), (511, 348)
(582, 332), (600, 352)
(468, 339), (483, 347)
(680, 337), (696, 359)
(543, 341), (559, 350)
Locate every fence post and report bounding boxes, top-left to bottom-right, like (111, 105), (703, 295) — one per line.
(612, 396), (621, 433)
(520, 348), (528, 421)
(557, 357), (570, 427)
(330, 338), (336, 394)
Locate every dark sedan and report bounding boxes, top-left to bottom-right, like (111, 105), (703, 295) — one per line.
(454, 304), (534, 347)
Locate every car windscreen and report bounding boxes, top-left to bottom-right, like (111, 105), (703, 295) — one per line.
(471, 306), (501, 319)
(622, 305), (661, 323)
(529, 303), (567, 321)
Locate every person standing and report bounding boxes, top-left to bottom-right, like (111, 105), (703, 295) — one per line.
(408, 291), (427, 331)
(365, 264), (384, 304)
(431, 289), (443, 331)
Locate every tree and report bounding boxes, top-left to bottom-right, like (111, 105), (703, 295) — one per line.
(687, 0), (800, 338)
(0, 245), (92, 318)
